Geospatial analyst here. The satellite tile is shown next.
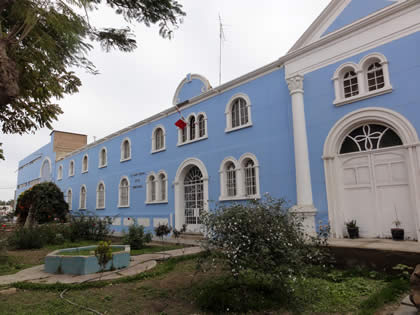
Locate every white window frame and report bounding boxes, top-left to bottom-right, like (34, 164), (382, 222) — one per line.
(69, 160), (75, 177)
(177, 112), (208, 146)
(225, 93), (253, 133)
(96, 181), (106, 210)
(120, 137), (132, 162)
(333, 53), (392, 106)
(219, 157), (241, 201)
(99, 147), (107, 168)
(146, 171), (168, 204)
(239, 153), (261, 199)
(57, 165), (63, 180)
(79, 185), (87, 210)
(118, 176), (130, 208)
(151, 125), (166, 154)
(67, 188), (72, 211)
(82, 154), (89, 173)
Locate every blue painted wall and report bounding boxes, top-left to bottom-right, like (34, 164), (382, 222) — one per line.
(304, 31), (420, 225)
(323, 0), (398, 36)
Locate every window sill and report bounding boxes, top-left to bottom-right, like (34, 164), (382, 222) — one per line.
(145, 200), (168, 205)
(118, 205), (130, 208)
(225, 123), (253, 133)
(81, 170), (88, 174)
(98, 164), (107, 169)
(96, 207), (105, 210)
(79, 208), (86, 211)
(57, 178), (62, 181)
(334, 86), (392, 106)
(68, 174), (75, 178)
(120, 158), (131, 163)
(177, 135), (208, 147)
(151, 148), (166, 154)
(219, 195), (261, 201)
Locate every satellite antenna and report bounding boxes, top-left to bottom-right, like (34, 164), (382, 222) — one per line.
(219, 14), (226, 86)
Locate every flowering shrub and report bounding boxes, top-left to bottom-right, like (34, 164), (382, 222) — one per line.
(154, 223), (171, 240)
(15, 182), (68, 225)
(123, 224), (152, 249)
(201, 196), (330, 282)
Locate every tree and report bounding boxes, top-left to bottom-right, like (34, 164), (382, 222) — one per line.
(0, 0), (185, 156)
(15, 182), (69, 226)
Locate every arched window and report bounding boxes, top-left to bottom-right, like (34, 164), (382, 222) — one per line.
(343, 71), (359, 98)
(57, 165), (63, 180)
(367, 62), (385, 92)
(340, 124), (403, 154)
(152, 126), (165, 152)
(184, 166), (204, 225)
(67, 189), (72, 211)
(159, 173), (167, 201)
(148, 175), (156, 202)
(189, 116), (196, 140)
(198, 114), (206, 138)
(225, 94), (252, 132)
(121, 138), (131, 161)
(99, 148), (107, 167)
(244, 159), (256, 196)
(69, 160), (75, 176)
(82, 155), (88, 173)
(226, 162), (237, 197)
(40, 158), (51, 182)
(96, 182), (105, 209)
(119, 177), (130, 207)
(79, 185), (87, 210)
(181, 127), (187, 143)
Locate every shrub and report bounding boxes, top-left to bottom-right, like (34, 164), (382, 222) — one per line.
(15, 182), (69, 225)
(68, 212), (112, 242)
(154, 223), (171, 240)
(201, 196), (330, 285)
(7, 227), (45, 249)
(95, 241), (113, 275)
(123, 224), (152, 250)
(37, 223), (70, 245)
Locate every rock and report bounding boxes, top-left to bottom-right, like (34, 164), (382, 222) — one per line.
(0, 288), (17, 295)
(409, 265), (420, 310)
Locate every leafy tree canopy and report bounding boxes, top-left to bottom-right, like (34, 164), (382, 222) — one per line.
(0, 0), (185, 156)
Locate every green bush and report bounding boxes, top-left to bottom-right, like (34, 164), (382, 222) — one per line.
(8, 227), (45, 249)
(68, 212), (112, 242)
(15, 182), (69, 225)
(154, 223), (171, 240)
(123, 224), (152, 250)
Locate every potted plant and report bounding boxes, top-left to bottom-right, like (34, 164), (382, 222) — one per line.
(346, 220), (359, 239)
(391, 219), (404, 241)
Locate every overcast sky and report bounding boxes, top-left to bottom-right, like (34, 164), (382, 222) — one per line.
(0, 0), (331, 200)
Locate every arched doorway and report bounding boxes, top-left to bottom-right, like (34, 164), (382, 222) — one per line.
(40, 158), (52, 182)
(174, 158), (209, 233)
(324, 108), (420, 240)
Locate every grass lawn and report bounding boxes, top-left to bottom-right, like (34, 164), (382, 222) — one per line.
(0, 255), (409, 314)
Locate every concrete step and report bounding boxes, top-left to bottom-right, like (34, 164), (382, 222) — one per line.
(175, 232), (204, 241)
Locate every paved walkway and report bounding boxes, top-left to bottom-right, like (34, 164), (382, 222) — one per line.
(0, 246), (202, 286)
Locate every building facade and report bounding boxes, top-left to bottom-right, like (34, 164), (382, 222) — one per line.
(15, 0), (420, 240)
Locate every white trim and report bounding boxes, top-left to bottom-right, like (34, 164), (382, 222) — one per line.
(96, 181), (106, 210)
(323, 107), (420, 241)
(173, 158), (209, 231)
(219, 156), (240, 200)
(177, 112), (209, 146)
(225, 93), (253, 133)
(151, 124), (166, 153)
(67, 188), (73, 211)
(118, 176), (130, 208)
(57, 164), (63, 181)
(145, 172), (157, 204)
(157, 170), (168, 203)
(81, 154), (88, 173)
(333, 53), (393, 106)
(79, 184), (87, 210)
(98, 147), (108, 168)
(120, 137), (132, 162)
(40, 157), (52, 181)
(172, 74), (211, 105)
(238, 153), (261, 199)
(197, 112), (208, 138)
(68, 160), (75, 177)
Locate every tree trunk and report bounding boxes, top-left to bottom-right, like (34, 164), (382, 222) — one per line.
(0, 39), (19, 107)
(24, 206), (36, 228)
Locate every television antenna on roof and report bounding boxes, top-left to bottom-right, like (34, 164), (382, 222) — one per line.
(219, 14), (226, 86)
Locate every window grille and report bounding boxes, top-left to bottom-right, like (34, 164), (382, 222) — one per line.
(155, 128), (164, 150)
(367, 62), (385, 92)
(184, 166), (203, 225)
(198, 115), (206, 137)
(119, 178), (129, 206)
(82, 156), (88, 172)
(343, 71), (359, 98)
(67, 190), (72, 210)
(189, 116), (196, 140)
(182, 127), (187, 143)
(244, 159), (257, 196)
(150, 176), (156, 201)
(80, 186), (86, 209)
(340, 124), (403, 154)
(232, 98), (248, 128)
(97, 183), (105, 208)
(226, 162), (236, 197)
(69, 161), (74, 176)
(122, 140), (130, 160)
(159, 173), (166, 200)
(100, 149), (107, 166)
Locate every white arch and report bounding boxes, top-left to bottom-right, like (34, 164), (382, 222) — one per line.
(69, 160), (75, 176)
(120, 137), (132, 161)
(81, 154), (89, 173)
(332, 62), (359, 80)
(40, 157), (52, 181)
(359, 52), (388, 70)
(174, 158), (209, 231)
(57, 164), (63, 180)
(118, 176), (130, 208)
(67, 188), (73, 211)
(99, 147), (107, 167)
(96, 181), (106, 209)
(151, 124), (166, 153)
(219, 157), (240, 201)
(79, 184), (87, 210)
(323, 107), (419, 158)
(225, 93), (253, 132)
(172, 74), (211, 105)
(218, 156), (240, 172)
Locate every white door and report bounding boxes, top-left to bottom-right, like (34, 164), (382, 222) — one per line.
(183, 166), (204, 233)
(338, 124), (417, 240)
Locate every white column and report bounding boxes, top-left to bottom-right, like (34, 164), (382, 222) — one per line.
(286, 74), (317, 235)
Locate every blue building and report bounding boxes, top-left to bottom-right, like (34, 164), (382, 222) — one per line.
(16, 0), (420, 241)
